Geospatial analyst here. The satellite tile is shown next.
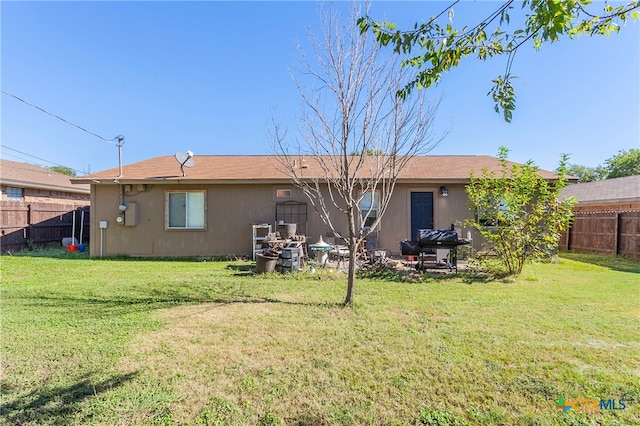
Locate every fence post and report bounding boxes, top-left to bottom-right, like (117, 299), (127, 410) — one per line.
(26, 204), (32, 243)
(615, 212), (621, 255)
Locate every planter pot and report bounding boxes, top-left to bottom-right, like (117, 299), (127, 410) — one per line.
(255, 253), (278, 274)
(276, 223), (297, 239)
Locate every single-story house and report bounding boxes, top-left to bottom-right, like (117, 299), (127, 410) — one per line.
(1, 159), (90, 203)
(1, 159), (90, 251)
(71, 154), (559, 258)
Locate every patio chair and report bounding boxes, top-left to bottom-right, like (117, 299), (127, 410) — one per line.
(325, 236), (350, 268)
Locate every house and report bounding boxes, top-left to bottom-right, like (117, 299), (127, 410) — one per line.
(560, 175), (640, 212)
(1, 159), (90, 203)
(71, 154), (560, 258)
(559, 175), (640, 257)
(1, 159), (90, 251)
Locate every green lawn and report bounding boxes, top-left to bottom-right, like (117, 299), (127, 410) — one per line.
(1, 250), (638, 425)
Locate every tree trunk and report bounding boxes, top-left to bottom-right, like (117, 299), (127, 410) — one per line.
(344, 239), (358, 306)
(343, 206), (358, 306)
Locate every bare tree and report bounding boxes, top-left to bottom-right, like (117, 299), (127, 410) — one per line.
(271, 2), (443, 306)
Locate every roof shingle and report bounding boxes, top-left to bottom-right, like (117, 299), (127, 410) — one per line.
(560, 175), (640, 204)
(72, 155), (560, 184)
(1, 159), (90, 193)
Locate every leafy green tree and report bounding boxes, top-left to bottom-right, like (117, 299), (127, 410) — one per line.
(465, 147), (576, 276)
(47, 166), (76, 177)
(359, 1), (639, 122)
(566, 149), (639, 181)
(566, 163), (607, 182)
(604, 148), (640, 178)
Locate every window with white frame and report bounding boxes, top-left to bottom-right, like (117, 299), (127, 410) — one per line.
(166, 191), (206, 229)
(6, 187), (23, 200)
(359, 191), (379, 227)
(276, 189), (292, 198)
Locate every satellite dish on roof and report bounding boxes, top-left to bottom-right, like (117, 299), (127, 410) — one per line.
(175, 151), (195, 177)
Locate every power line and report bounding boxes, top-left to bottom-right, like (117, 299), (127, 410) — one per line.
(1, 144), (86, 175)
(1, 89), (119, 145)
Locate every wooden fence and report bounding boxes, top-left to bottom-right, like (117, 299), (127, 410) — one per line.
(560, 210), (640, 258)
(0, 201), (90, 253)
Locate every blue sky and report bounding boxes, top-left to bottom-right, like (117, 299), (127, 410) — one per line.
(2, 1), (638, 175)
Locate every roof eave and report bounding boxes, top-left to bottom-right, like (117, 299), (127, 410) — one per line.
(2, 179), (90, 194)
(72, 178), (298, 185)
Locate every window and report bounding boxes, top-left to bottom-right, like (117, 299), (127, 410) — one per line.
(6, 187), (23, 200)
(477, 198), (507, 227)
(166, 191), (206, 229)
(276, 189), (292, 198)
(359, 191), (379, 227)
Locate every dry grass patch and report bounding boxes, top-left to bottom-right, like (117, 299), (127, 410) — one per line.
(125, 302), (380, 423)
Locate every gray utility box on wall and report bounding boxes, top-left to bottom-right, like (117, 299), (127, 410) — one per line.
(278, 247), (302, 273)
(125, 202), (137, 226)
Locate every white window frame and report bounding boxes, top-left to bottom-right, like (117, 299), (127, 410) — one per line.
(165, 190), (206, 230)
(6, 187), (23, 200)
(359, 191), (380, 228)
(276, 189), (293, 198)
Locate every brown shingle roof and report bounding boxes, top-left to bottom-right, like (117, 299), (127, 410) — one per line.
(71, 155), (559, 184)
(1, 159), (90, 193)
(560, 175), (640, 204)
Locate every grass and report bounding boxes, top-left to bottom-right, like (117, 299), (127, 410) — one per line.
(1, 249), (638, 425)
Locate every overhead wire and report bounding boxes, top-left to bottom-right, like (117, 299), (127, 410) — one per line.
(1, 144), (87, 176)
(2, 158), (85, 178)
(0, 89), (119, 145)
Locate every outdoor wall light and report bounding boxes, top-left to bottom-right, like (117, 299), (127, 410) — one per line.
(440, 186), (449, 197)
(118, 204), (128, 212)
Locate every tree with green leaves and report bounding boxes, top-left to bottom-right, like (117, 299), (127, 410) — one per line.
(47, 166), (76, 177)
(566, 148), (639, 181)
(359, 0), (639, 122)
(604, 148), (640, 178)
(465, 147), (576, 276)
(566, 163), (607, 182)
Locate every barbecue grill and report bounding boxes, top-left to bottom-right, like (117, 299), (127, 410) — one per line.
(400, 228), (470, 271)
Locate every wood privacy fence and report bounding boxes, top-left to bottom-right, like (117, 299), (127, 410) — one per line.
(560, 209), (640, 258)
(0, 201), (90, 253)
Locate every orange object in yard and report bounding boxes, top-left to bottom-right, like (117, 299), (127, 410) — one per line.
(67, 245), (78, 252)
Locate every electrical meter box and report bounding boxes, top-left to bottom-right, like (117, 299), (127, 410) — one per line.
(124, 203), (137, 226)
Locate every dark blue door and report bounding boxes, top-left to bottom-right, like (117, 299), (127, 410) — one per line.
(410, 192), (433, 240)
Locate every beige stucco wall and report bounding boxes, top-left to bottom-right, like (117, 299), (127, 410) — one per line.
(89, 182), (479, 257)
(377, 183), (476, 254)
(91, 183), (305, 256)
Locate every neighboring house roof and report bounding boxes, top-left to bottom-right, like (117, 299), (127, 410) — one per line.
(0, 159), (90, 194)
(71, 155), (560, 184)
(560, 175), (640, 205)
